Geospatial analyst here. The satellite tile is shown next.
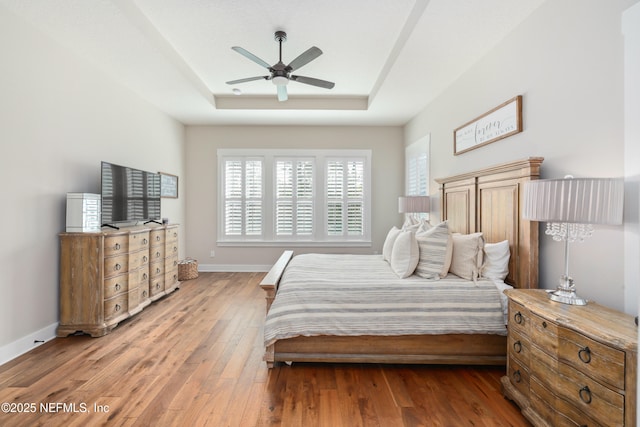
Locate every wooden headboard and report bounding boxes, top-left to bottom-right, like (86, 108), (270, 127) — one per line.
(435, 157), (543, 290)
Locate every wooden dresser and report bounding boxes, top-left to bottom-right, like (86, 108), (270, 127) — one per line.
(502, 289), (637, 426)
(57, 224), (180, 337)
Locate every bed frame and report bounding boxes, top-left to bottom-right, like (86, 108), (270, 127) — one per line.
(260, 157), (544, 367)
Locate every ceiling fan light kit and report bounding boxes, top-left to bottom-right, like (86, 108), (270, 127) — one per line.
(226, 31), (335, 101)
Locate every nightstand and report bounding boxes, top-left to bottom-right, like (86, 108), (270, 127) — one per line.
(501, 289), (637, 426)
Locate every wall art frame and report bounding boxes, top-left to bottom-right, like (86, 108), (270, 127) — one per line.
(453, 95), (522, 155)
(159, 172), (178, 198)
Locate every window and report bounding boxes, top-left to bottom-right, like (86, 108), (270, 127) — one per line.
(218, 149), (371, 245)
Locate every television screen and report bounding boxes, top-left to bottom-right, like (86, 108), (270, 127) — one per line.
(101, 161), (161, 225)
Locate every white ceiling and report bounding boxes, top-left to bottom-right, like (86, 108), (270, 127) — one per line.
(1, 0), (547, 126)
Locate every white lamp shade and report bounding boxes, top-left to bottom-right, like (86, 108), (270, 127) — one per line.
(523, 177), (624, 225)
(398, 196), (430, 213)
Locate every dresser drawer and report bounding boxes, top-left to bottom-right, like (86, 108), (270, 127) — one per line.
(559, 328), (625, 391)
(104, 235), (128, 257)
(151, 246), (165, 262)
(166, 227), (179, 244)
(150, 229), (165, 247)
(104, 254), (128, 278)
(129, 231), (149, 252)
(556, 361), (624, 426)
(104, 274), (129, 299)
(150, 277), (165, 296)
(104, 294), (128, 321)
(508, 300), (530, 336)
(129, 248), (149, 270)
(530, 313), (558, 355)
(150, 261), (165, 278)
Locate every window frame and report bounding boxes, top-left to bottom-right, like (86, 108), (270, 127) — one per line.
(217, 148), (372, 247)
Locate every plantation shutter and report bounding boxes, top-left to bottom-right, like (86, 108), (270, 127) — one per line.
(223, 158), (263, 237)
(275, 159), (314, 237)
(326, 158), (365, 237)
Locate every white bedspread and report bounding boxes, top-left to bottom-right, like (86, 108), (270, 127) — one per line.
(264, 253), (508, 347)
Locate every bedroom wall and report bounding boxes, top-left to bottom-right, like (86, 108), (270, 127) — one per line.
(184, 125), (404, 270)
(405, 0), (637, 313)
(0, 8), (186, 364)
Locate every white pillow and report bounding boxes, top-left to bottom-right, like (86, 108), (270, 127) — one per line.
(449, 233), (484, 281)
(414, 221), (453, 280)
(382, 226), (401, 262)
(390, 230), (420, 278)
(482, 240), (510, 280)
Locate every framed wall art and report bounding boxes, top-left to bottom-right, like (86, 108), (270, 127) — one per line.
(453, 95), (522, 155)
(160, 172), (178, 198)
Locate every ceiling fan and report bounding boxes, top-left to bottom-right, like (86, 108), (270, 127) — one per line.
(226, 31), (335, 102)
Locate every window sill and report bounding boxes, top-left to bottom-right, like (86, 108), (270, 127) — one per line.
(217, 240), (372, 248)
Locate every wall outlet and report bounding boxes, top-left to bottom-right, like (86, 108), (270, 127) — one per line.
(210, 250), (215, 258)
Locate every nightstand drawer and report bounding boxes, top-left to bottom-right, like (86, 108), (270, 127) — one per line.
(530, 313), (558, 354)
(556, 362), (624, 426)
(508, 328), (530, 366)
(508, 356), (530, 399)
(559, 328), (625, 390)
(508, 300), (529, 335)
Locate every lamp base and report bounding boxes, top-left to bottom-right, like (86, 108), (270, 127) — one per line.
(548, 276), (588, 306)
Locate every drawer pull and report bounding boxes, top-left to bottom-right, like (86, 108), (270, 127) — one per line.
(512, 369), (522, 383)
(579, 386), (592, 404)
(114, 243), (121, 250)
(142, 238), (148, 244)
(143, 256), (148, 262)
(115, 304), (121, 312)
(514, 312), (523, 324)
(541, 321), (547, 328)
(142, 273), (148, 280)
(513, 341), (522, 353)
(156, 235), (161, 241)
(115, 283), (121, 291)
(578, 346), (592, 364)
(156, 252), (161, 258)
(114, 263), (122, 271)
(142, 290), (147, 298)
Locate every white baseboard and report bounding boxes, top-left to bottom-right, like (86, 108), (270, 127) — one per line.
(198, 263), (271, 273)
(0, 322), (58, 366)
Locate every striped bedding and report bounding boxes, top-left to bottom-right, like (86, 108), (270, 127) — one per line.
(264, 253), (508, 347)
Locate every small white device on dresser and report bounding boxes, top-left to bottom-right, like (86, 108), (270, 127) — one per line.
(65, 193), (101, 232)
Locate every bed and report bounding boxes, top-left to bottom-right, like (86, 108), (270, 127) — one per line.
(260, 157), (543, 367)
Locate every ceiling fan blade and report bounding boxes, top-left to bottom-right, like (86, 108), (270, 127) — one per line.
(226, 76), (269, 85)
(231, 46), (272, 69)
(277, 85), (288, 102)
(290, 75), (335, 89)
(286, 46), (322, 71)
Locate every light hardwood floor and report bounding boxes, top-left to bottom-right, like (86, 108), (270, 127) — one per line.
(0, 272), (530, 426)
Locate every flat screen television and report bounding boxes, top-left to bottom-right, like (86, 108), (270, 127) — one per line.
(101, 161), (161, 226)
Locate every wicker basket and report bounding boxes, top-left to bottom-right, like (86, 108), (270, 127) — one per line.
(178, 258), (198, 280)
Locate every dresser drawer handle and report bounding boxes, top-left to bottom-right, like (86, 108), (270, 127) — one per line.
(142, 290), (147, 298)
(142, 273), (148, 280)
(513, 341), (522, 353)
(114, 263), (122, 271)
(512, 369), (522, 383)
(114, 243), (121, 250)
(142, 238), (148, 245)
(579, 386), (592, 404)
(541, 321), (547, 328)
(156, 235), (161, 241)
(114, 304), (121, 312)
(578, 346), (592, 364)
(514, 312), (523, 324)
(115, 283), (121, 291)
(143, 256), (148, 263)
